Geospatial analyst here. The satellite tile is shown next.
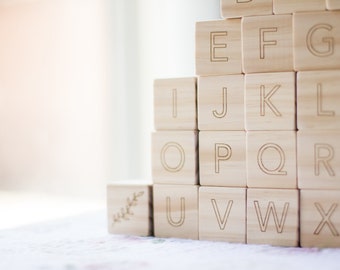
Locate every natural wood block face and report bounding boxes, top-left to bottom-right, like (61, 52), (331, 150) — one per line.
(199, 187), (246, 243)
(196, 19), (242, 76)
(245, 72), (296, 131)
(294, 11), (340, 71)
(153, 184), (198, 240)
(247, 131), (297, 189)
(220, 0), (272, 18)
(242, 15), (293, 73)
(298, 131), (340, 189)
(300, 190), (340, 248)
(198, 75), (244, 131)
(273, 0), (325, 14)
(327, 0), (340, 10)
(199, 131), (246, 187)
(297, 70), (340, 130)
(107, 181), (153, 236)
(247, 188), (299, 247)
(152, 131), (198, 185)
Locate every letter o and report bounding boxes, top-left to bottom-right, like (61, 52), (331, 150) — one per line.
(160, 142), (185, 172)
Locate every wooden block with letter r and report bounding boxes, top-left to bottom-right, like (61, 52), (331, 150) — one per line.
(273, 0), (325, 14)
(220, 0), (272, 18)
(327, 0), (340, 10)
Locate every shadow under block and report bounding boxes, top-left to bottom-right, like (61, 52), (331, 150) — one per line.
(247, 131), (297, 189)
(327, 0), (340, 10)
(300, 189), (340, 248)
(298, 131), (340, 189)
(245, 72), (296, 131)
(195, 19), (242, 76)
(152, 131), (198, 185)
(107, 181), (153, 236)
(293, 11), (340, 71)
(220, 0), (272, 19)
(242, 14), (293, 73)
(153, 184), (198, 240)
(154, 77), (197, 131)
(198, 75), (244, 131)
(199, 131), (246, 187)
(273, 0), (325, 14)
(247, 189), (299, 247)
(199, 187), (246, 243)
(297, 70), (340, 130)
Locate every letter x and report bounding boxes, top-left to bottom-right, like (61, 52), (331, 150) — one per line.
(314, 203), (339, 237)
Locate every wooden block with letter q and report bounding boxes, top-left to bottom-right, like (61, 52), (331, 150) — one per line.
(107, 181), (153, 236)
(327, 0), (340, 10)
(220, 0), (272, 19)
(247, 188), (299, 247)
(273, 0), (325, 14)
(293, 11), (340, 71)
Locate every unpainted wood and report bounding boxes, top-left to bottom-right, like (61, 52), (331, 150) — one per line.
(326, 0), (340, 10)
(220, 0), (272, 18)
(273, 0), (325, 14)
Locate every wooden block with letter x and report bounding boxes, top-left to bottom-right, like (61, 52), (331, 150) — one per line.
(273, 0), (325, 14)
(327, 0), (340, 10)
(220, 0), (272, 19)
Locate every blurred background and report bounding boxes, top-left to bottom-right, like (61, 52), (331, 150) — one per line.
(0, 0), (220, 227)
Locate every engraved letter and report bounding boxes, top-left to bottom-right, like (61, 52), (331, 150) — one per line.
(259, 28), (278, 59)
(161, 142), (185, 173)
(211, 199), (233, 230)
(307, 24), (334, 57)
(210, 32), (228, 62)
(212, 87), (228, 118)
(172, 88), (177, 118)
(314, 203), (339, 236)
(166, 197), (185, 227)
(260, 84), (281, 117)
(317, 83), (335, 117)
(257, 143), (287, 175)
(314, 144), (335, 176)
(215, 143), (232, 173)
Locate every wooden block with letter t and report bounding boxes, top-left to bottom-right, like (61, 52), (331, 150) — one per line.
(107, 181), (153, 236)
(220, 0), (272, 19)
(153, 184), (198, 240)
(242, 14), (293, 73)
(327, 0), (340, 10)
(247, 188), (299, 247)
(273, 0), (325, 14)
(293, 11), (340, 71)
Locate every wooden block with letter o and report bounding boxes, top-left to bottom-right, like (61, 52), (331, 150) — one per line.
(273, 0), (325, 14)
(327, 0), (340, 10)
(220, 0), (272, 19)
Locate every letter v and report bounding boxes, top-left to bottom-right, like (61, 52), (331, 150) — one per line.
(211, 199), (233, 230)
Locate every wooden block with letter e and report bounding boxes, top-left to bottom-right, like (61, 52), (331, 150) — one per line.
(247, 188), (299, 247)
(245, 72), (296, 131)
(273, 0), (325, 14)
(153, 184), (198, 240)
(298, 131), (340, 189)
(199, 131), (246, 187)
(242, 14), (293, 73)
(327, 0), (340, 10)
(199, 187), (246, 243)
(247, 131), (297, 189)
(300, 189), (340, 248)
(154, 77), (197, 130)
(220, 0), (272, 19)
(196, 19), (242, 76)
(107, 181), (153, 236)
(198, 74), (244, 131)
(297, 70), (340, 130)
(293, 11), (340, 71)
(152, 131), (198, 185)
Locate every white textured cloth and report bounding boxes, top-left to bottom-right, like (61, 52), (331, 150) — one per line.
(0, 210), (339, 270)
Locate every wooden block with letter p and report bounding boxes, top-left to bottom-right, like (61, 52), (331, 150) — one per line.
(107, 181), (153, 236)
(220, 0), (272, 19)
(273, 0), (325, 14)
(327, 0), (340, 10)
(247, 188), (299, 247)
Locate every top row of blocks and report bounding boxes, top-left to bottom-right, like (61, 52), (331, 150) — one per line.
(221, 0), (340, 18)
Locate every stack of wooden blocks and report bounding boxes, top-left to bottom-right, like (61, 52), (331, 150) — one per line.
(107, 0), (340, 248)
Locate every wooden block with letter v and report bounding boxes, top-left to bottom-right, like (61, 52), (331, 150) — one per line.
(273, 0), (325, 14)
(220, 0), (272, 19)
(247, 188), (299, 247)
(327, 0), (340, 10)
(154, 77), (197, 131)
(153, 184), (198, 240)
(107, 181), (153, 236)
(300, 189), (340, 248)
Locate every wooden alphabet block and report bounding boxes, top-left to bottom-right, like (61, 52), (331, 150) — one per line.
(152, 131), (198, 185)
(300, 189), (340, 248)
(327, 0), (340, 10)
(247, 131), (297, 189)
(245, 72), (296, 131)
(195, 19), (242, 76)
(273, 0), (325, 14)
(198, 74), (244, 131)
(293, 11), (340, 71)
(242, 15), (293, 73)
(298, 131), (340, 189)
(153, 184), (198, 240)
(107, 181), (153, 236)
(154, 77), (197, 130)
(199, 131), (247, 187)
(297, 70), (340, 130)
(247, 188), (299, 247)
(199, 187), (246, 243)
(220, 0), (272, 19)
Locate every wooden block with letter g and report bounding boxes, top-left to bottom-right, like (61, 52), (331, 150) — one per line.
(153, 184), (198, 240)
(247, 188), (299, 247)
(154, 77), (197, 131)
(196, 19), (242, 76)
(242, 14), (293, 73)
(107, 181), (153, 236)
(327, 0), (340, 10)
(300, 189), (340, 248)
(294, 11), (340, 71)
(220, 0), (272, 19)
(273, 0), (325, 14)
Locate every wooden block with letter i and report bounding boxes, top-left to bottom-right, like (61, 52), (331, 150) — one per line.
(273, 0), (325, 14)
(107, 181), (153, 236)
(247, 188), (299, 247)
(327, 0), (340, 10)
(220, 0), (272, 19)
(153, 184), (198, 240)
